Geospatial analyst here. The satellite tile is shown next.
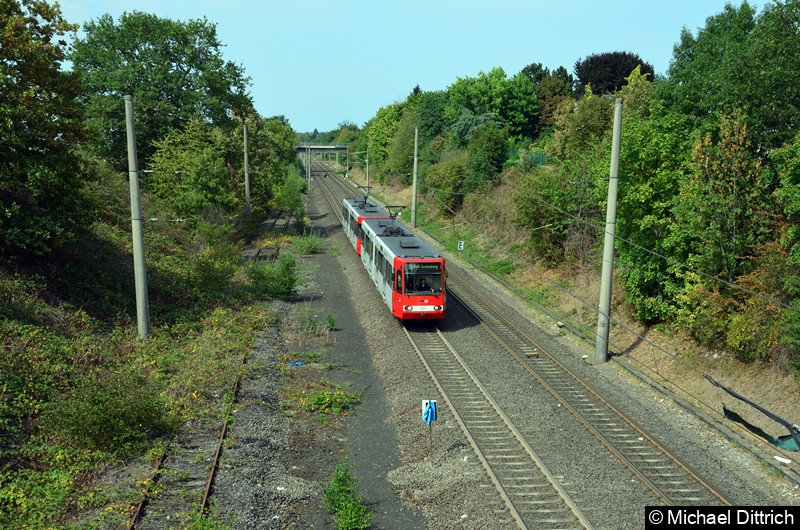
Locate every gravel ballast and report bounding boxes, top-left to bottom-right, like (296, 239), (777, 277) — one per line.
(209, 187), (800, 529)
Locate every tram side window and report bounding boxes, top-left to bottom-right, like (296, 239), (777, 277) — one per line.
(381, 254), (391, 286)
(364, 235), (373, 258)
(395, 270), (402, 293)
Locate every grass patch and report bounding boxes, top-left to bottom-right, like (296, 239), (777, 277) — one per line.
(323, 456), (373, 530)
(280, 303), (336, 348)
(486, 258), (516, 276)
(292, 230), (325, 255)
(281, 378), (365, 421)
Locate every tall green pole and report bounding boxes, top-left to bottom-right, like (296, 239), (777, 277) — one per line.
(595, 98), (623, 362)
(124, 95), (150, 341)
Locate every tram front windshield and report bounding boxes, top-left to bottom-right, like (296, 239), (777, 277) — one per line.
(405, 262), (442, 295)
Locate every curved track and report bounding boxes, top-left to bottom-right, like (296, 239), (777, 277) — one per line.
(313, 159), (592, 527)
(447, 275), (735, 507)
(403, 324), (593, 529)
(310, 156), (736, 527)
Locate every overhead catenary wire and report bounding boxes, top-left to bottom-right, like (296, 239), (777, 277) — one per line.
(433, 182), (797, 359)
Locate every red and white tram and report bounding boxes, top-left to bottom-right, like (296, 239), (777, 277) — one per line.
(359, 218), (445, 320)
(341, 197), (389, 255)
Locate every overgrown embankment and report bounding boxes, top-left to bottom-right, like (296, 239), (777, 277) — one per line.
(0, 171), (320, 529)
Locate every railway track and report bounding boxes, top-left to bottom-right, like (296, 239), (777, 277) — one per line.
(305, 154), (359, 204)
(312, 161), (591, 527)
(311, 157), (736, 526)
(403, 324), (593, 529)
(446, 273), (735, 507)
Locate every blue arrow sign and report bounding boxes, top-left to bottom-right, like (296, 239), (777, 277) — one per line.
(422, 400), (437, 424)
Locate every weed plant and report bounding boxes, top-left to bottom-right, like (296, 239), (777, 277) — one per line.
(281, 378), (365, 420)
(43, 366), (175, 453)
(247, 252), (299, 299)
(323, 456), (373, 530)
(292, 230), (325, 255)
(280, 302), (336, 348)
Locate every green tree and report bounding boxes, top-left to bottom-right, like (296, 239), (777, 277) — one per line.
(450, 108), (504, 147)
(619, 66), (653, 119)
(503, 72), (539, 139)
(386, 107), (418, 185)
(417, 90), (448, 142)
(775, 134), (800, 267)
(366, 103), (404, 181)
(520, 62), (549, 84)
(514, 82), (613, 265)
(445, 67), (537, 142)
(773, 133), (800, 361)
(243, 115), (298, 214)
(272, 168), (307, 225)
(673, 111), (772, 285)
(0, 0), (93, 257)
(426, 150), (468, 214)
(657, 2), (757, 140)
(551, 86), (613, 160)
(518, 63), (573, 135)
(445, 68), (506, 124)
(744, 0), (800, 152)
(615, 105), (696, 321)
(333, 121), (360, 145)
(511, 155), (601, 265)
(70, 11), (252, 164)
(148, 117), (237, 217)
(658, 0), (800, 153)
(466, 122), (508, 191)
(573, 51), (654, 96)
(511, 166), (572, 262)
(536, 73), (573, 132)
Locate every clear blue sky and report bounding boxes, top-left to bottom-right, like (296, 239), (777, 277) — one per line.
(59, 0), (736, 133)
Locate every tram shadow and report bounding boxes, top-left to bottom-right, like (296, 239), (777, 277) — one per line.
(402, 299), (479, 333)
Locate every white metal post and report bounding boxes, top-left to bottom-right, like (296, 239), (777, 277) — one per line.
(595, 98), (623, 362)
(124, 95), (150, 341)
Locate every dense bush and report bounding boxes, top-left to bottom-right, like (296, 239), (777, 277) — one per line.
(247, 252), (300, 300)
(425, 151), (469, 214)
(43, 367), (175, 454)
